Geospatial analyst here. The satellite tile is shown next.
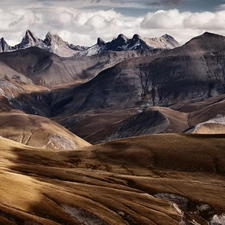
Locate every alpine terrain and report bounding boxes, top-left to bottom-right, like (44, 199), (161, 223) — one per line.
(0, 30), (225, 225)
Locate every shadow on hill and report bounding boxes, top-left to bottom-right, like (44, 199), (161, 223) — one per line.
(4, 133), (225, 224)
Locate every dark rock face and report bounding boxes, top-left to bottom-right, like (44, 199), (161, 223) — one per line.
(109, 34), (129, 50)
(75, 33), (179, 57)
(0, 38), (11, 52)
(97, 37), (105, 46)
(128, 34), (150, 50)
(16, 30), (43, 49)
(96, 33), (178, 52)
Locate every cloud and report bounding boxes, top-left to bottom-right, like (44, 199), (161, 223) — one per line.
(141, 9), (188, 29)
(0, 3), (225, 47)
(140, 9), (225, 42)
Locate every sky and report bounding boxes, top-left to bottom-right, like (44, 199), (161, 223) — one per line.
(0, 0), (225, 46)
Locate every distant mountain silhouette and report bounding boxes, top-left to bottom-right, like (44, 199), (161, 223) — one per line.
(74, 33), (179, 57)
(0, 30), (179, 57)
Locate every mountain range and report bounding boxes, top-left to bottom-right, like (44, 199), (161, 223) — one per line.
(0, 30), (225, 224)
(0, 31), (225, 142)
(0, 30), (179, 57)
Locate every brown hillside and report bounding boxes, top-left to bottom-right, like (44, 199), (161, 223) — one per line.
(0, 134), (224, 224)
(0, 110), (90, 150)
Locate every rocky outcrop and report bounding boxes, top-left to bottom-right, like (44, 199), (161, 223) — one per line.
(0, 38), (11, 52)
(15, 29), (43, 49)
(43, 32), (81, 57)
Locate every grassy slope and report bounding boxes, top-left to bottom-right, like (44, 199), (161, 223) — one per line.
(0, 111), (91, 150)
(0, 134), (225, 224)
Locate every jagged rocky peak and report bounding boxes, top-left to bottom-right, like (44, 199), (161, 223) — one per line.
(132, 34), (142, 41)
(0, 37), (10, 52)
(97, 37), (105, 46)
(1, 37), (7, 44)
(21, 30), (40, 45)
(110, 34), (128, 48)
(44, 32), (65, 46)
(162, 34), (171, 38)
(117, 34), (128, 41)
(117, 34), (128, 42)
(161, 34), (179, 47)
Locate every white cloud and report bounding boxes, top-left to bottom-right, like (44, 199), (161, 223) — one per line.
(0, 4), (225, 47)
(141, 9), (225, 44)
(141, 9), (190, 29)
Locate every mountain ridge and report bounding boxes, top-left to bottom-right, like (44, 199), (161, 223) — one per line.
(43, 32), (225, 143)
(74, 33), (179, 57)
(0, 30), (179, 57)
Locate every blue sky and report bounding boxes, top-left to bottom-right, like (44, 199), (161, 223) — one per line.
(0, 0), (225, 46)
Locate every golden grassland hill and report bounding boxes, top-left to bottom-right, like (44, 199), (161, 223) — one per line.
(0, 133), (225, 224)
(0, 110), (90, 150)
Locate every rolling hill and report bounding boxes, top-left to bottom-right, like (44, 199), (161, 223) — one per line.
(0, 133), (225, 224)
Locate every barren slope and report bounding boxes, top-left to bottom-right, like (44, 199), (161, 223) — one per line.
(0, 110), (90, 150)
(55, 106), (189, 144)
(0, 133), (225, 224)
(0, 47), (161, 87)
